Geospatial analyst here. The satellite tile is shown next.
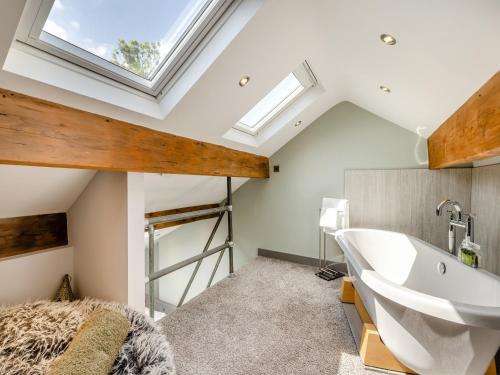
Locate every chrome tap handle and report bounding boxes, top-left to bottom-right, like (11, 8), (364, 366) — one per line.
(465, 214), (475, 242)
(436, 199), (462, 221)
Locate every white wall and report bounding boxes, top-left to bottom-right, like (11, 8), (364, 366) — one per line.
(157, 217), (234, 306)
(127, 173), (146, 309)
(0, 165), (94, 306)
(0, 246), (73, 305)
(68, 171), (145, 311)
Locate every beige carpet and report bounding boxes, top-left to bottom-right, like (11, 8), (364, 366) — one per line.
(159, 256), (381, 375)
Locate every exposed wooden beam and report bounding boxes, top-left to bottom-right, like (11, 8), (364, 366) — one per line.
(0, 88), (269, 178)
(428, 71), (500, 169)
(145, 203), (221, 230)
(0, 213), (68, 259)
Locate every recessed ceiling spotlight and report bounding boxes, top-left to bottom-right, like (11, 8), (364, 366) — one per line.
(294, 120), (302, 127)
(379, 85), (391, 93)
(380, 33), (396, 45)
(239, 76), (250, 87)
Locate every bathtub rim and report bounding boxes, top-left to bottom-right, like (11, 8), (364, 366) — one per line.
(335, 228), (500, 330)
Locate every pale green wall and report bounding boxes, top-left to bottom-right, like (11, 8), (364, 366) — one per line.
(233, 101), (428, 260)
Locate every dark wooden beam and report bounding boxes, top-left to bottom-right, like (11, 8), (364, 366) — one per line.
(0, 88), (269, 178)
(0, 213), (68, 259)
(146, 203), (221, 218)
(428, 71), (500, 169)
(145, 204), (221, 230)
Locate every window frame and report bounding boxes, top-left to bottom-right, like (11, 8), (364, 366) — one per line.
(233, 62), (317, 136)
(15, 0), (234, 97)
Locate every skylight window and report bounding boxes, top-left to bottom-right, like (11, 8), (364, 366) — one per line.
(234, 62), (317, 135)
(17, 0), (234, 96)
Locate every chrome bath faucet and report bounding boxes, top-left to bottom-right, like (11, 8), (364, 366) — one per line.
(436, 199), (474, 255)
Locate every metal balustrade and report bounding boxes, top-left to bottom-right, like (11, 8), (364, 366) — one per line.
(145, 177), (234, 318)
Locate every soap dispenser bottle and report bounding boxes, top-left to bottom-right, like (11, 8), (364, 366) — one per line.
(459, 235), (481, 268)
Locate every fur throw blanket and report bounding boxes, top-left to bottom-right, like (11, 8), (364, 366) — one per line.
(0, 299), (175, 375)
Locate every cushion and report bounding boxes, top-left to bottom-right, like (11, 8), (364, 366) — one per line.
(47, 309), (129, 375)
(0, 299), (175, 375)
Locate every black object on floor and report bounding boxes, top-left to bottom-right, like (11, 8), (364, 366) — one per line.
(315, 267), (344, 281)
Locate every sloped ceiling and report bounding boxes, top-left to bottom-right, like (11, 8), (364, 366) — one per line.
(0, 165), (95, 218)
(144, 174), (246, 213)
(0, 0), (499, 214)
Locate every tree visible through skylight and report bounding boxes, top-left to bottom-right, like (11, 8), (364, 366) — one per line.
(43, 0), (208, 79)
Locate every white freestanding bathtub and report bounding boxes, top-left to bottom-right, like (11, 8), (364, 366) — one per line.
(335, 228), (500, 375)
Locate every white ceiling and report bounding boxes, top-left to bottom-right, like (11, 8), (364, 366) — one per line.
(0, 165), (95, 218)
(0, 0), (499, 216)
(144, 174), (246, 213)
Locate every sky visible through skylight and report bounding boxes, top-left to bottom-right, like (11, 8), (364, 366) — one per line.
(43, 0), (207, 79)
(239, 73), (303, 128)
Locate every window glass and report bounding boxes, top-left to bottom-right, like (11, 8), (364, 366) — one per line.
(239, 73), (303, 129)
(42, 0), (208, 79)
